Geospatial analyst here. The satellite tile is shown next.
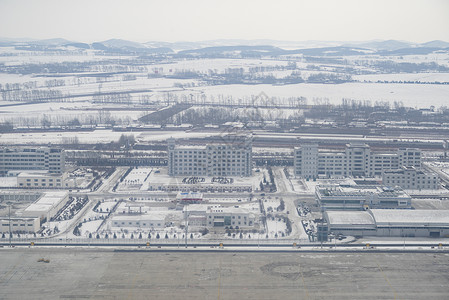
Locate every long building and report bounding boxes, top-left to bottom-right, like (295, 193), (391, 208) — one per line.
(294, 143), (421, 179)
(315, 184), (412, 211)
(382, 166), (439, 190)
(325, 209), (449, 238)
(0, 216), (40, 233)
(0, 146), (65, 176)
(168, 137), (252, 177)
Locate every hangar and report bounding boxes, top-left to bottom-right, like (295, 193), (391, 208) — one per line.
(325, 209), (449, 238)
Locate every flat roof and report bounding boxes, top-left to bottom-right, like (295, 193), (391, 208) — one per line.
(370, 209), (449, 225)
(326, 211), (375, 226)
(111, 214), (166, 221)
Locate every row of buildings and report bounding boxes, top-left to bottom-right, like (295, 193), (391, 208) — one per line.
(294, 143), (422, 179)
(0, 142), (439, 190)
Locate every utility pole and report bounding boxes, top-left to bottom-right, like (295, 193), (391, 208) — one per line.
(8, 205), (12, 247)
(184, 212), (188, 248)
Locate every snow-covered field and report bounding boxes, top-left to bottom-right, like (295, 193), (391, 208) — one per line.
(182, 82), (449, 108)
(354, 72), (449, 83)
(117, 167), (152, 191)
(266, 218), (287, 237)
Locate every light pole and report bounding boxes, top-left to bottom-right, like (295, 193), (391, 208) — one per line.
(8, 205), (12, 247)
(184, 213), (188, 248)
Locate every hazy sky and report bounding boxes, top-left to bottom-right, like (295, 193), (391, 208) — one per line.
(0, 0), (448, 43)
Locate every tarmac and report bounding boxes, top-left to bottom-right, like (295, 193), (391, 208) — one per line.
(1, 247), (448, 299)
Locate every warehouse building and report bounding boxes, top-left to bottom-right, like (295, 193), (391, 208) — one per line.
(325, 209), (449, 238)
(294, 143), (421, 179)
(22, 191), (69, 221)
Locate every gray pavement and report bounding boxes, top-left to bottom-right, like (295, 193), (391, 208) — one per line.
(0, 248), (448, 299)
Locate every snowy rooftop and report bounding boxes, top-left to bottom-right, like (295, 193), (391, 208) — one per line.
(111, 214), (167, 221)
(36, 191), (69, 205)
(17, 171), (61, 178)
(370, 209), (449, 225)
(317, 184), (410, 198)
(325, 211), (375, 225)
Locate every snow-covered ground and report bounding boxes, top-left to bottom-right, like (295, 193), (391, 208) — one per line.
(117, 167), (152, 191)
(354, 72), (449, 83)
(266, 218), (287, 238)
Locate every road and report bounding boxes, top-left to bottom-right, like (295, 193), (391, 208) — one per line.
(272, 167), (310, 240)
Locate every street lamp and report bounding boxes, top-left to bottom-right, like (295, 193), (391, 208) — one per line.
(8, 205), (12, 247)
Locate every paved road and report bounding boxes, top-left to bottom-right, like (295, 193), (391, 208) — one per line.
(0, 248), (448, 299)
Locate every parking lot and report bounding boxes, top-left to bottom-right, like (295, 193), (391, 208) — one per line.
(0, 248), (448, 299)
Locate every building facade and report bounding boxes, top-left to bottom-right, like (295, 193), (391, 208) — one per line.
(294, 143), (421, 179)
(0, 146), (65, 176)
(206, 205), (256, 228)
(168, 137), (252, 177)
(382, 166), (439, 190)
(0, 217), (40, 233)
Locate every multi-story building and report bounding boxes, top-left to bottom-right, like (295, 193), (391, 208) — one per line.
(293, 144), (319, 179)
(168, 137), (252, 177)
(294, 143), (421, 179)
(315, 184), (412, 211)
(382, 166), (439, 190)
(0, 147), (65, 176)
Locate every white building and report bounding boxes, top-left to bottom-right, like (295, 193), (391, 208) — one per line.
(111, 214), (166, 229)
(293, 144), (319, 179)
(206, 205), (256, 228)
(0, 146), (65, 176)
(315, 184), (411, 211)
(17, 171), (67, 188)
(325, 209), (449, 238)
(0, 216), (41, 233)
(168, 137), (252, 177)
(382, 166), (439, 190)
(294, 143), (421, 179)
(182, 204), (258, 229)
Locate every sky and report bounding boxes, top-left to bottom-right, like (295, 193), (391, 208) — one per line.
(0, 0), (448, 43)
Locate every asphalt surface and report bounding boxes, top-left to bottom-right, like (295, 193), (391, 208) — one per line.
(0, 248), (448, 299)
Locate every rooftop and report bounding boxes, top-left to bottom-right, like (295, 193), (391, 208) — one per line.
(370, 209), (449, 225)
(325, 211), (375, 226)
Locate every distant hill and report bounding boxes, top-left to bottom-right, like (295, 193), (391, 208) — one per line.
(419, 40), (449, 48)
(178, 45), (284, 55)
(343, 40), (413, 51)
(1, 37), (448, 57)
(99, 39), (147, 49)
(30, 38), (74, 46)
(64, 42), (91, 49)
